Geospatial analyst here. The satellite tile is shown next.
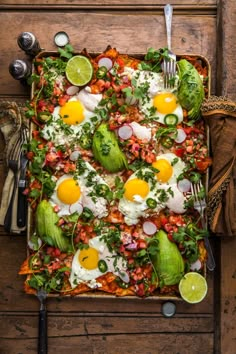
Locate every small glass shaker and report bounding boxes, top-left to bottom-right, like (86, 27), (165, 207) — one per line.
(9, 59), (32, 84)
(17, 31), (42, 57)
(161, 301), (176, 318)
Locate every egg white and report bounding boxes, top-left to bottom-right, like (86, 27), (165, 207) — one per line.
(158, 183), (187, 214)
(49, 161), (110, 218)
(118, 168), (163, 225)
(131, 70), (183, 125)
(49, 174), (83, 217)
(69, 236), (128, 289)
(41, 89), (102, 146)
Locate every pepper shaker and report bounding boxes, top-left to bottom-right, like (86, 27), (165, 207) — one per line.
(17, 31), (42, 57)
(9, 59), (32, 84)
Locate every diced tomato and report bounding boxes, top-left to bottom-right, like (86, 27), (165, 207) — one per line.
(167, 233), (174, 242)
(58, 95), (70, 106)
(26, 151), (34, 160)
(54, 248), (61, 257)
(137, 240), (147, 249)
(196, 157), (212, 171)
(174, 148), (185, 158)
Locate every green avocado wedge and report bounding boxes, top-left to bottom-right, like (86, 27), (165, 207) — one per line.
(92, 122), (128, 173)
(177, 59), (205, 121)
(150, 230), (185, 287)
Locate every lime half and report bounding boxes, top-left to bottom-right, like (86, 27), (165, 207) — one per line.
(179, 272), (208, 304)
(65, 55), (93, 86)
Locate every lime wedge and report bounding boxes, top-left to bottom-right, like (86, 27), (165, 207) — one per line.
(179, 272), (208, 304)
(65, 55), (93, 86)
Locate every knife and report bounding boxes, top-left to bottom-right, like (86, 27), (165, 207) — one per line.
(17, 152), (28, 228)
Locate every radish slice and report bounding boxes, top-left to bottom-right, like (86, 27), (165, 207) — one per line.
(66, 85), (79, 96)
(69, 150), (80, 161)
(28, 237), (42, 251)
(98, 57), (113, 70)
(69, 202), (83, 215)
(118, 271), (130, 283)
(143, 221), (158, 235)
(175, 128), (187, 144)
(177, 178), (191, 193)
(126, 242), (138, 250)
(118, 124), (133, 140)
(190, 259), (202, 271)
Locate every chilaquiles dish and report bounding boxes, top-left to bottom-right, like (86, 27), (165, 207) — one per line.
(19, 46), (211, 298)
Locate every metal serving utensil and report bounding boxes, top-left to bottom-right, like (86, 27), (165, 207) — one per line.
(37, 288), (48, 354)
(163, 4), (177, 89)
(17, 125), (29, 228)
(191, 181), (216, 271)
(4, 132), (23, 232)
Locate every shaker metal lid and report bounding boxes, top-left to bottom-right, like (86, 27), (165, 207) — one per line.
(161, 301), (176, 317)
(54, 31), (69, 47)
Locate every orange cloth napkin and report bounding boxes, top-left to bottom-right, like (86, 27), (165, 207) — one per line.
(201, 96), (236, 236)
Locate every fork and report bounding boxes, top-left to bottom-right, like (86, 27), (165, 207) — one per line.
(17, 125), (29, 227)
(191, 181), (216, 271)
(4, 131), (23, 232)
(163, 4), (176, 89)
(37, 288), (48, 354)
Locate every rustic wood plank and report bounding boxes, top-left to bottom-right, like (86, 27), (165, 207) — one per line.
(0, 11), (216, 97)
(215, 1), (236, 353)
(0, 312), (214, 339)
(0, 0), (217, 8)
(216, 0), (236, 100)
(0, 333), (214, 354)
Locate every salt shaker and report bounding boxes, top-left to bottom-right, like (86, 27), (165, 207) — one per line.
(161, 301), (176, 317)
(9, 59), (32, 84)
(17, 31), (42, 57)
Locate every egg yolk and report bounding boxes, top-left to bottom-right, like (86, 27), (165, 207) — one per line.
(57, 178), (81, 204)
(153, 92), (177, 114)
(79, 247), (99, 270)
(152, 159), (173, 183)
(124, 178), (150, 202)
(59, 101), (85, 125)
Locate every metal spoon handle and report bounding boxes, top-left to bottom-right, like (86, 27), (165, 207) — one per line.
(164, 4), (173, 51)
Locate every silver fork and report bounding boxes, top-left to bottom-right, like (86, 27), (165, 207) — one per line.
(191, 181), (216, 271)
(4, 130), (23, 232)
(163, 4), (176, 89)
(17, 125), (29, 227)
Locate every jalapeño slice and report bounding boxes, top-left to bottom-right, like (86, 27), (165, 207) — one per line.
(164, 113), (178, 126)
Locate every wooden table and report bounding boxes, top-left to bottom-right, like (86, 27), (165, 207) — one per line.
(0, 1), (235, 353)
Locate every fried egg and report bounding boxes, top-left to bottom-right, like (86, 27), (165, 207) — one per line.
(142, 91), (183, 125)
(152, 153), (186, 185)
(118, 155), (187, 224)
(41, 89), (102, 146)
(118, 168), (163, 225)
(49, 162), (110, 218)
(69, 236), (128, 289)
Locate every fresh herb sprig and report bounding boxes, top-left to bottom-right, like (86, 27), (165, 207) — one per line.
(138, 47), (169, 72)
(173, 223), (209, 265)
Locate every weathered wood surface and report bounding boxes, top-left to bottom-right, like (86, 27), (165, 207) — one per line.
(0, 11), (216, 97)
(0, 0), (236, 353)
(0, 0), (217, 7)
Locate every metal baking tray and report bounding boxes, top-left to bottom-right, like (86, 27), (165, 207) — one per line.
(26, 50), (211, 300)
